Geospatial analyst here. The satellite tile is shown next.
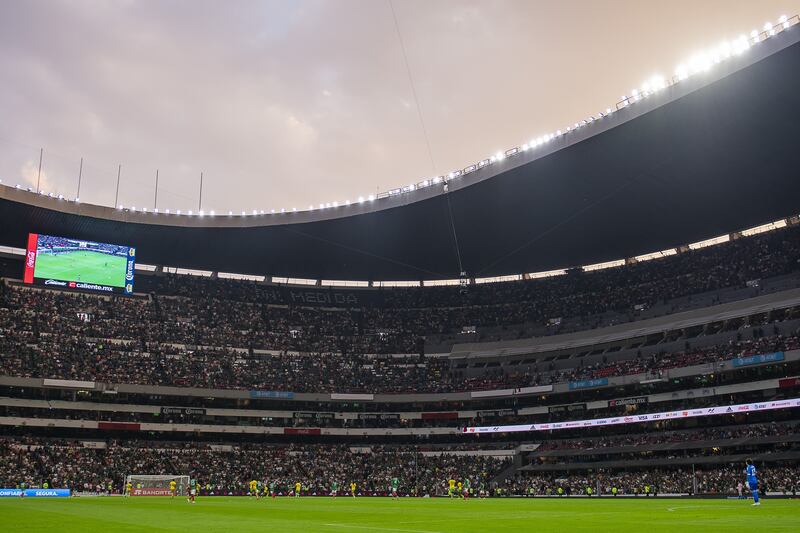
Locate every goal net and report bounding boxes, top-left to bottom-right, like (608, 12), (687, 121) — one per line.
(125, 475), (190, 496)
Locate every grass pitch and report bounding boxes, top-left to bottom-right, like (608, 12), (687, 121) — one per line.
(34, 250), (127, 287)
(1, 497), (799, 532)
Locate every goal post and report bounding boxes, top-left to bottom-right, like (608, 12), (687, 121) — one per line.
(125, 475), (190, 496)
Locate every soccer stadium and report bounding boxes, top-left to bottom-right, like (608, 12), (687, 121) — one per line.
(1, 2), (800, 532)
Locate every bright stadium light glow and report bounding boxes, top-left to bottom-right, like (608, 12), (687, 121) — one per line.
(719, 40), (732, 59)
(210, 210), (215, 216)
(228, 210), (232, 215)
(780, 14), (789, 29)
(675, 64), (689, 80)
(764, 22), (774, 36)
(252, 209), (257, 215)
(189, 210), (194, 216)
(75, 197), (80, 202)
(117, 204), (123, 210)
(650, 75), (665, 90)
(733, 35), (750, 54)
(166, 209), (170, 214)
(154, 208), (158, 213)
(358, 196), (364, 203)
(319, 203), (324, 209)
(177, 210), (182, 215)
(368, 194), (375, 201)
(130, 206), (136, 211)
(751, 29), (759, 43)
(271, 209), (275, 214)
(333, 201), (339, 207)
(199, 210), (204, 217)
(142, 207), (147, 212)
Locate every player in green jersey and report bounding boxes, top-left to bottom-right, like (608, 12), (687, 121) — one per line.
(391, 477), (400, 499)
(188, 478), (198, 504)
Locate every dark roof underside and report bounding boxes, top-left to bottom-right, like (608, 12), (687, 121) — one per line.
(1, 37), (800, 281)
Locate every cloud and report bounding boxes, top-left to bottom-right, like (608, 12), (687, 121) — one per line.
(0, 0), (796, 212)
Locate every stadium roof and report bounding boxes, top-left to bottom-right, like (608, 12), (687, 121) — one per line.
(1, 23), (800, 282)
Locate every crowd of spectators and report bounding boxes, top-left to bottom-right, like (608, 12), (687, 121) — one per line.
(0, 319), (795, 393)
(3, 221), (796, 356)
(0, 439), (506, 496)
(534, 422), (800, 453)
(2, 438), (798, 496)
(506, 465), (800, 495)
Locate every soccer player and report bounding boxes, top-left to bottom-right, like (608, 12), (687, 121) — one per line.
(269, 480), (276, 499)
(188, 478), (197, 504)
(350, 481), (357, 498)
(169, 479), (177, 498)
(391, 477), (400, 499)
(295, 481), (301, 498)
(249, 479), (258, 497)
(462, 478), (470, 500)
(331, 480), (338, 498)
(256, 480), (263, 499)
(448, 478), (456, 498)
(745, 459), (760, 506)
(125, 481), (132, 497)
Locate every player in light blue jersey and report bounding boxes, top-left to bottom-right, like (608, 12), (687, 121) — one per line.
(745, 459), (760, 506)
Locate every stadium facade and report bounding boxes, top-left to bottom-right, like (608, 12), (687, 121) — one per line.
(1, 22), (800, 281)
(0, 17), (799, 501)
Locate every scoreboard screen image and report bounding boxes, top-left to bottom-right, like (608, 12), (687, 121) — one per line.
(23, 233), (136, 295)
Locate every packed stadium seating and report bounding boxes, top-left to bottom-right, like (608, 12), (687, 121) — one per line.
(1, 222), (800, 496)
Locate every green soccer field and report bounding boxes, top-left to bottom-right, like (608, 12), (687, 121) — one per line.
(34, 250), (127, 287)
(1, 497), (799, 533)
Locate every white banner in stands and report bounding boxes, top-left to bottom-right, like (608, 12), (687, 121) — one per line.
(461, 397), (800, 434)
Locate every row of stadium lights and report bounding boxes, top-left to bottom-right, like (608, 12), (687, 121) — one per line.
(1, 16), (794, 218)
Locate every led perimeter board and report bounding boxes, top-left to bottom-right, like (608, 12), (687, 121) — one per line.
(24, 233), (136, 295)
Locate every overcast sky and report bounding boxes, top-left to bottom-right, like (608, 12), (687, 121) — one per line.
(0, 0), (796, 213)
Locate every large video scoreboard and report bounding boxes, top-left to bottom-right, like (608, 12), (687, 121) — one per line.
(24, 233), (136, 294)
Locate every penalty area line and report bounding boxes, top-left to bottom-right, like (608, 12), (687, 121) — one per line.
(323, 524), (444, 533)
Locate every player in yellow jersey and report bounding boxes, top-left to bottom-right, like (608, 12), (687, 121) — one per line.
(125, 481), (132, 497)
(249, 480), (257, 497)
(350, 482), (357, 498)
(295, 482), (301, 497)
(169, 480), (177, 498)
(448, 478), (456, 498)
